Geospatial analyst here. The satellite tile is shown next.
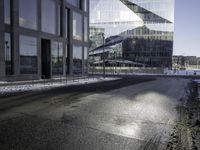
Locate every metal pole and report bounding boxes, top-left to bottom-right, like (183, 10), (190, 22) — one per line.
(102, 33), (105, 78)
(5, 41), (8, 75)
(93, 50), (95, 77)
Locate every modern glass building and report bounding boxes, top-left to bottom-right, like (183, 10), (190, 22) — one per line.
(0, 0), (89, 81)
(89, 0), (174, 68)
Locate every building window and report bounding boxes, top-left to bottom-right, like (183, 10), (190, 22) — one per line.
(84, 47), (88, 74)
(73, 45), (82, 74)
(4, 0), (10, 24)
(66, 0), (80, 8)
(65, 45), (69, 74)
(42, 0), (56, 34)
(58, 5), (61, 36)
(4, 33), (12, 75)
(52, 42), (63, 75)
(84, 0), (88, 12)
(65, 9), (69, 38)
(84, 17), (88, 42)
(19, 0), (37, 30)
(19, 35), (37, 74)
(73, 12), (83, 41)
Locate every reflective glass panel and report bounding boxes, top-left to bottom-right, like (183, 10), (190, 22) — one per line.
(19, 0), (37, 30)
(66, 0), (80, 8)
(65, 45), (69, 74)
(4, 0), (10, 24)
(42, 0), (56, 34)
(73, 12), (83, 41)
(84, 0), (88, 12)
(73, 45), (82, 74)
(84, 47), (88, 74)
(66, 9), (69, 38)
(52, 42), (63, 75)
(90, 0), (174, 68)
(4, 33), (12, 75)
(84, 17), (88, 42)
(20, 35), (37, 74)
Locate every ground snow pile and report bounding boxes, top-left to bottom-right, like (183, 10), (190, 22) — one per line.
(0, 78), (118, 94)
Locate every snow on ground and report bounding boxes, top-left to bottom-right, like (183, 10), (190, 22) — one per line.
(164, 69), (200, 76)
(0, 77), (119, 94)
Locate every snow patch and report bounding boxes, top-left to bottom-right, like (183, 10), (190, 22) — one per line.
(0, 78), (119, 94)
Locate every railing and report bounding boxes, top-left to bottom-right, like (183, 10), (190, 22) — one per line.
(89, 66), (164, 75)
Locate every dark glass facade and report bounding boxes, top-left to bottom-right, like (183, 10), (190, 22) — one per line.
(73, 45), (83, 74)
(4, 0), (10, 24)
(0, 0), (89, 81)
(4, 33), (12, 75)
(73, 11), (83, 41)
(42, 0), (56, 34)
(19, 35), (38, 74)
(19, 0), (38, 30)
(52, 42), (63, 75)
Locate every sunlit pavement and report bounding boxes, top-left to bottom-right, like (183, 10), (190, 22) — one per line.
(0, 78), (189, 150)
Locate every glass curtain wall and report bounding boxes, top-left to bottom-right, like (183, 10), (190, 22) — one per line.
(65, 45), (68, 74)
(4, 0), (10, 24)
(19, 0), (38, 30)
(42, 0), (56, 34)
(73, 11), (83, 41)
(84, 17), (88, 42)
(84, 47), (88, 74)
(52, 42), (63, 75)
(73, 45), (82, 74)
(4, 33), (12, 75)
(65, 9), (69, 38)
(19, 35), (37, 74)
(66, 0), (80, 8)
(90, 0), (174, 68)
(84, 0), (88, 12)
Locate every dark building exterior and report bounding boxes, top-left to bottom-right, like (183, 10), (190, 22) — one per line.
(89, 0), (174, 68)
(0, 0), (89, 81)
(121, 26), (173, 67)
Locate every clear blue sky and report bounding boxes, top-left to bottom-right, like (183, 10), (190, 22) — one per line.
(174, 0), (200, 57)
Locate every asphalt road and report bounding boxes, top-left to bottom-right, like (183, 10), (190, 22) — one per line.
(0, 77), (189, 150)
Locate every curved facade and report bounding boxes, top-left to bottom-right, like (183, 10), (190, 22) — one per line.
(89, 0), (174, 68)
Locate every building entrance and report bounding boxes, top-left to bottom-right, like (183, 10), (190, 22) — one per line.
(41, 39), (51, 79)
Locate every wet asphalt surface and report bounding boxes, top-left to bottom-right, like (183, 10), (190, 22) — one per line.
(0, 77), (189, 150)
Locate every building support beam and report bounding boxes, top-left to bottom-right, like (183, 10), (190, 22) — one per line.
(0, 0), (6, 79)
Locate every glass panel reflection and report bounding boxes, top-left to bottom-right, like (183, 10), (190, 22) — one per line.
(52, 42), (63, 75)
(73, 45), (82, 74)
(4, 0), (10, 24)
(84, 47), (88, 74)
(20, 35), (37, 74)
(90, 0), (174, 68)
(73, 12), (83, 41)
(19, 0), (37, 30)
(4, 33), (12, 75)
(84, 17), (88, 42)
(42, 0), (56, 34)
(66, 0), (80, 8)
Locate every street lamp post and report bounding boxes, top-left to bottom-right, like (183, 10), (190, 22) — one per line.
(102, 33), (105, 78)
(98, 33), (105, 78)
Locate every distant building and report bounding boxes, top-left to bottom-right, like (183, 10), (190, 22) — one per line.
(0, 0), (89, 81)
(173, 55), (200, 69)
(89, 0), (174, 68)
